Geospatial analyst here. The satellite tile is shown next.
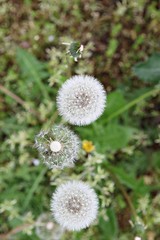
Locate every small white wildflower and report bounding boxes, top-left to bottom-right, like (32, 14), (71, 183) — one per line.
(34, 125), (80, 169)
(48, 35), (54, 42)
(32, 159), (40, 166)
(51, 180), (98, 231)
(57, 75), (106, 125)
(135, 237), (141, 240)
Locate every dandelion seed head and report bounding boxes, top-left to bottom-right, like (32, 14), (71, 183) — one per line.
(51, 181), (98, 231)
(32, 158), (40, 166)
(57, 75), (106, 125)
(36, 213), (64, 240)
(34, 125), (80, 169)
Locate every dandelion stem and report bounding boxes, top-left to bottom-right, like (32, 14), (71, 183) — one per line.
(44, 111), (58, 129)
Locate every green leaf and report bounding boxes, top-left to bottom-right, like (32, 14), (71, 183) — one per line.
(111, 23), (122, 37)
(22, 167), (47, 211)
(106, 39), (119, 57)
(100, 124), (134, 151)
(151, 151), (160, 169)
(99, 208), (118, 240)
(16, 47), (50, 100)
(76, 122), (135, 153)
(103, 87), (159, 123)
(108, 165), (148, 194)
(102, 90), (126, 122)
(67, 41), (83, 61)
(69, 42), (81, 58)
(133, 53), (160, 83)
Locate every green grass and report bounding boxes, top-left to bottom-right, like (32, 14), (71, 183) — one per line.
(0, 1), (160, 240)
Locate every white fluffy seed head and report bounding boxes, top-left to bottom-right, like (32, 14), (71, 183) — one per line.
(57, 75), (106, 126)
(51, 181), (98, 231)
(34, 125), (80, 169)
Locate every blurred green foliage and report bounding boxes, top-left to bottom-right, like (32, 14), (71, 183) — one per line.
(0, 0), (160, 240)
(133, 53), (160, 83)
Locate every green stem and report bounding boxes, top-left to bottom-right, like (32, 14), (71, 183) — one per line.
(105, 87), (159, 123)
(44, 111), (58, 129)
(22, 168), (47, 211)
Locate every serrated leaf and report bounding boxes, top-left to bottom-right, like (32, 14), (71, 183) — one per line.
(133, 53), (160, 83)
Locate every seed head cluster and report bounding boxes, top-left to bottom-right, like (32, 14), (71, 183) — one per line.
(35, 125), (80, 169)
(57, 75), (106, 125)
(51, 181), (98, 231)
(34, 74), (107, 231)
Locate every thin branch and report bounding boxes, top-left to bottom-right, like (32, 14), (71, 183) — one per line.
(0, 223), (32, 240)
(0, 84), (40, 119)
(108, 168), (137, 218)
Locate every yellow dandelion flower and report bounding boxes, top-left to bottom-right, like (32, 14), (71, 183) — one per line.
(82, 140), (95, 153)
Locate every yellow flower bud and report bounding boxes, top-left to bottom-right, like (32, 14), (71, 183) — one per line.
(82, 140), (95, 153)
